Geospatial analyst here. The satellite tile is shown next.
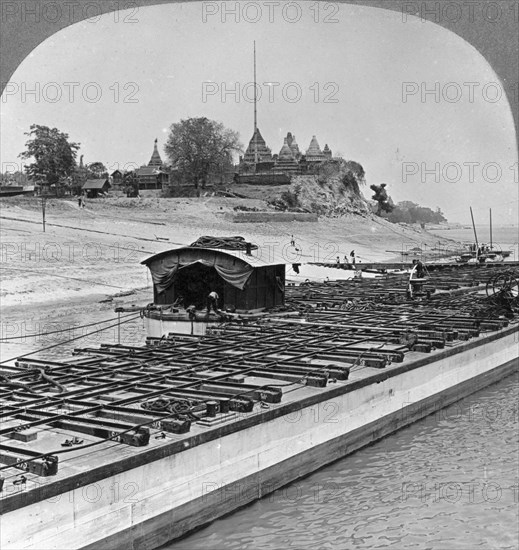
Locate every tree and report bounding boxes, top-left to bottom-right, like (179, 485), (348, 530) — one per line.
(0, 170), (29, 185)
(370, 183), (394, 215)
(123, 171), (139, 197)
(164, 117), (242, 188)
(344, 161), (365, 184)
(19, 125), (80, 195)
(87, 162), (108, 179)
(70, 160), (89, 196)
(387, 201), (447, 224)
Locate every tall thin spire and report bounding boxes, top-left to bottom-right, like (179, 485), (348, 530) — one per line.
(253, 41), (257, 133)
(253, 41), (259, 163)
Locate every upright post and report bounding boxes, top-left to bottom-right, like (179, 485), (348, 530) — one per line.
(470, 207), (479, 259)
(489, 208), (493, 250)
(41, 196), (46, 232)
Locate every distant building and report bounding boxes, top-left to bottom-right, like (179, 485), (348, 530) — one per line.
(111, 169), (132, 186)
(242, 128), (274, 169)
(238, 130), (333, 182)
(135, 139), (170, 190)
(237, 46), (334, 183)
(82, 179), (111, 198)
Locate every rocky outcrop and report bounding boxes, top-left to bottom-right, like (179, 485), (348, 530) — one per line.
(271, 159), (370, 217)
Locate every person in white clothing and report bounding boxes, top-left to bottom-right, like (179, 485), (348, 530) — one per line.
(206, 291), (219, 314)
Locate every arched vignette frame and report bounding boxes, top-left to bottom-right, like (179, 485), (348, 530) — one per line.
(0, 0), (518, 149)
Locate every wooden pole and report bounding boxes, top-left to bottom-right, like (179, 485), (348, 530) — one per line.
(42, 196), (46, 232)
(489, 208), (493, 250)
(470, 207), (479, 258)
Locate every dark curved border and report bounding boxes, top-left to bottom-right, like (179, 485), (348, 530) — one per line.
(0, 0), (518, 144)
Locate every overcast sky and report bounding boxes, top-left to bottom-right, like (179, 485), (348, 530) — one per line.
(1, 2), (517, 224)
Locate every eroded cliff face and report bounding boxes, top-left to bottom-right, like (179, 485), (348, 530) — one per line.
(274, 159), (372, 217)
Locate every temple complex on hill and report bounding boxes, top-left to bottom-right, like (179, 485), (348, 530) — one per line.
(237, 43), (335, 183)
(237, 130), (333, 183)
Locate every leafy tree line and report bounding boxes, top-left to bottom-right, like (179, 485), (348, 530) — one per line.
(15, 124), (450, 225)
(0, 170), (30, 185)
(387, 201), (447, 224)
(18, 118), (242, 195)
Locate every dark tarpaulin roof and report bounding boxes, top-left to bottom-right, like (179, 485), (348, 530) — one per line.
(142, 247), (275, 294)
(190, 236), (258, 251)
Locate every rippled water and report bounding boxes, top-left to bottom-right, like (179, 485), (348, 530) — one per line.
(166, 373), (519, 550)
(429, 225), (519, 261)
(0, 298), (147, 365)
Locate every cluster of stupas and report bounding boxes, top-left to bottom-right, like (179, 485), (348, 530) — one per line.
(239, 129), (333, 176)
(237, 44), (335, 180)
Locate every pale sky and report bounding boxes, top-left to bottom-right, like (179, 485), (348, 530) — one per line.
(0, 2), (517, 224)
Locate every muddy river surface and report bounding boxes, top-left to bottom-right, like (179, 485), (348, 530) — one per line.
(165, 374), (518, 550)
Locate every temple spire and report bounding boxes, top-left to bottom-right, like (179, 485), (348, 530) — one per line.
(148, 138), (163, 167)
(253, 42), (258, 163)
(253, 41), (257, 134)
(240, 42), (273, 168)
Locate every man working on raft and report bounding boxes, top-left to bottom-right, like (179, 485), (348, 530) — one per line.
(206, 291), (220, 315)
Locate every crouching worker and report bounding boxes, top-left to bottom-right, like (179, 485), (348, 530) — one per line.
(206, 290), (220, 315)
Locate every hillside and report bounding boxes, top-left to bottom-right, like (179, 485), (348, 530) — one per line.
(232, 159), (371, 217)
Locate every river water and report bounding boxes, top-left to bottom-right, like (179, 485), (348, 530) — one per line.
(428, 225), (518, 261)
(0, 292), (149, 365)
(166, 373), (519, 550)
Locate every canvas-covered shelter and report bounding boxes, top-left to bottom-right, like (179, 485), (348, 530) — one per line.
(82, 179), (111, 198)
(142, 246), (285, 311)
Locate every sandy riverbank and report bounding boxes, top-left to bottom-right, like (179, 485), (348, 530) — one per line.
(0, 194), (456, 310)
